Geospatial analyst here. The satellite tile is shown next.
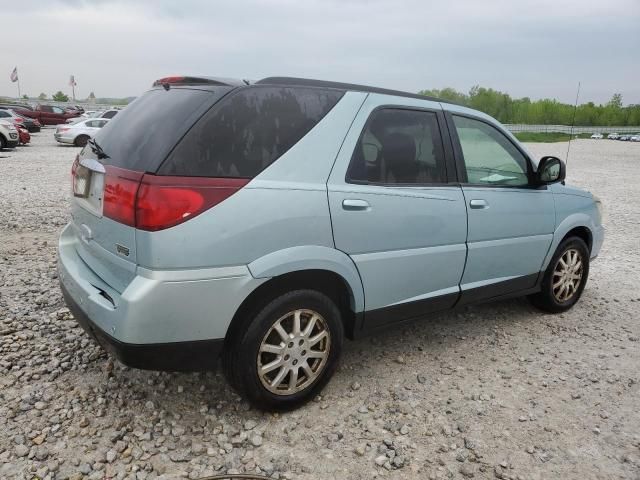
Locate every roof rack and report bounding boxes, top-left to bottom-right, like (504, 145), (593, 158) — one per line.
(256, 76), (445, 103)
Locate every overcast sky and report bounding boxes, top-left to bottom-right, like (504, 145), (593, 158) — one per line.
(2, 0), (639, 104)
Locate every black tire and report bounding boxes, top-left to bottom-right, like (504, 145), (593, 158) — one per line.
(223, 290), (344, 411)
(74, 135), (89, 147)
(528, 236), (590, 313)
(0, 135), (6, 150)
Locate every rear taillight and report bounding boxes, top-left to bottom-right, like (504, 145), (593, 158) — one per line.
(101, 166), (248, 231)
(103, 167), (144, 227)
(136, 176), (249, 231)
(58, 127), (70, 133)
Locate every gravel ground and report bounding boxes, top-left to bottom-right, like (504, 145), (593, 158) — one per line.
(1, 131), (639, 480)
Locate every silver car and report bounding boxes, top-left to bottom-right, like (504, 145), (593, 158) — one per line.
(55, 118), (110, 146)
(58, 75), (604, 410)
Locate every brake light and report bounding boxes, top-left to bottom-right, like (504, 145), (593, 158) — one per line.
(58, 127), (70, 132)
(136, 176), (249, 231)
(100, 166), (248, 231)
(103, 167), (144, 227)
(14, 117), (24, 123)
(152, 76), (185, 87)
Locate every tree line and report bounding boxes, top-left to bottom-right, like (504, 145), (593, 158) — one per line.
(418, 86), (640, 126)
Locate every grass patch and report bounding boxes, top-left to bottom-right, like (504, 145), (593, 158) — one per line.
(513, 132), (592, 143)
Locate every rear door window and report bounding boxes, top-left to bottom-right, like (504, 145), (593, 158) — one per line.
(82, 86), (233, 172)
(158, 86), (344, 177)
(347, 108), (447, 185)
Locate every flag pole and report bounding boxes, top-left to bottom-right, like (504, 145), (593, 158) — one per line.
(17, 77), (21, 99)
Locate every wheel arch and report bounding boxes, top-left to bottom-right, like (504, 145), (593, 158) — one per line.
(542, 214), (596, 270)
(225, 246), (365, 343)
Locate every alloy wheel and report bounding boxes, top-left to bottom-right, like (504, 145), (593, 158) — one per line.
(552, 248), (584, 302)
(257, 309), (331, 395)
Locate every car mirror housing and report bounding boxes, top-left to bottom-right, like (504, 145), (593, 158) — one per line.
(537, 156), (566, 184)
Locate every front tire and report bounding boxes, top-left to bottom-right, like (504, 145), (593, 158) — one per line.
(529, 236), (590, 313)
(223, 290), (344, 411)
(0, 135), (6, 150)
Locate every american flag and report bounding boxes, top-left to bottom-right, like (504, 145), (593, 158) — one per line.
(69, 75), (77, 87)
(10, 67), (18, 83)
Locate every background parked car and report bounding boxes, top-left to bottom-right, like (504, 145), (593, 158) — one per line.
(0, 108), (41, 132)
(66, 109), (120, 124)
(17, 126), (30, 145)
(54, 118), (110, 146)
(618, 134), (630, 141)
(590, 133), (603, 139)
(16, 104), (81, 125)
(0, 119), (19, 149)
(0, 103), (33, 111)
(630, 134), (640, 142)
(607, 133), (619, 139)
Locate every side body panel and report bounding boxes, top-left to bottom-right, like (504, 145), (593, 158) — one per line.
(443, 104), (555, 299)
(135, 91), (368, 270)
(327, 94), (468, 328)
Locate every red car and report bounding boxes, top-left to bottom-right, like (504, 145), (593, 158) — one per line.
(17, 126), (30, 145)
(15, 104), (80, 126)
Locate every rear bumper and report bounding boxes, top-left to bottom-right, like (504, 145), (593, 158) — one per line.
(60, 280), (223, 371)
(58, 223), (264, 370)
(54, 133), (75, 144)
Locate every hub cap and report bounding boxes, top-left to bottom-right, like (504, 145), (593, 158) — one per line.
(257, 309), (331, 396)
(552, 248), (583, 302)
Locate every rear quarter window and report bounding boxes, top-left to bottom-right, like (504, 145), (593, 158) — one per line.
(84, 87), (232, 172)
(158, 86), (344, 178)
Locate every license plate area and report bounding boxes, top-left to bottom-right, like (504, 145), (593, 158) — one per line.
(73, 159), (105, 216)
(73, 164), (92, 198)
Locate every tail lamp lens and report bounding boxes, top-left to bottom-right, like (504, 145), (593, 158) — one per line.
(100, 166), (248, 231)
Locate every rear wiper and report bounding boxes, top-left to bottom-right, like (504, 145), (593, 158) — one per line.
(88, 138), (109, 160)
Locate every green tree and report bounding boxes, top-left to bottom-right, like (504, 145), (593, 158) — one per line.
(22, 94), (28, 100)
(52, 91), (69, 102)
(38, 93), (47, 100)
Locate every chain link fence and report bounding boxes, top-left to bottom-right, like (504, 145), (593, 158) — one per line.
(505, 124), (640, 134)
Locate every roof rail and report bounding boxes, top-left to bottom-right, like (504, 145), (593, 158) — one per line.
(256, 76), (445, 103)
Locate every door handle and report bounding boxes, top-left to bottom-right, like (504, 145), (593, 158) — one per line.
(342, 199), (370, 211)
(469, 199), (489, 209)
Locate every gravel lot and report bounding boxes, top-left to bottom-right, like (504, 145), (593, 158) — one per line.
(1, 131), (639, 480)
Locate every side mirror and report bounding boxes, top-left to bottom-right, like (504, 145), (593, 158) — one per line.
(537, 156), (566, 184)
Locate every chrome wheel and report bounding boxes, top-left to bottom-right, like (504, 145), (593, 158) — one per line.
(552, 248), (583, 302)
(257, 309), (331, 396)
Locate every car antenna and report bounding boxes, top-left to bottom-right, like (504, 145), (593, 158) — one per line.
(565, 81), (581, 167)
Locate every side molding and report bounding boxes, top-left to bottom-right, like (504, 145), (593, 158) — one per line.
(247, 245), (365, 313)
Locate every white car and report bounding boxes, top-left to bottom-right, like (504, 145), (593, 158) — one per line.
(590, 133), (603, 139)
(54, 118), (110, 147)
(607, 133), (619, 139)
(631, 134), (640, 142)
(0, 119), (19, 149)
(66, 109), (120, 124)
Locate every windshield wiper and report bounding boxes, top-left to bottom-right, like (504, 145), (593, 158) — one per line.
(88, 138), (109, 160)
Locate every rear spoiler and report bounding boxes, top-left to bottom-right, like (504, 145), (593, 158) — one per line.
(152, 76), (250, 88)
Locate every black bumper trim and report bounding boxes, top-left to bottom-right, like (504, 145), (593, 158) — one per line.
(60, 281), (224, 372)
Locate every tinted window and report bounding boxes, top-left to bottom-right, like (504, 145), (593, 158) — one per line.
(0, 111), (9, 118)
(347, 108), (447, 184)
(102, 110), (117, 119)
(159, 86), (343, 177)
(83, 87), (232, 172)
(52, 107), (64, 114)
(84, 120), (95, 127)
(453, 115), (529, 186)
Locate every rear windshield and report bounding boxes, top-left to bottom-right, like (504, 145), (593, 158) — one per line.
(157, 86), (344, 178)
(84, 86), (233, 172)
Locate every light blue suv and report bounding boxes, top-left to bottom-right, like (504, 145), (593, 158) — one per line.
(58, 76), (604, 410)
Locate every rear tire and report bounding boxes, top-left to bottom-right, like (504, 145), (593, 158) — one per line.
(223, 290), (344, 411)
(74, 135), (89, 147)
(528, 236), (590, 313)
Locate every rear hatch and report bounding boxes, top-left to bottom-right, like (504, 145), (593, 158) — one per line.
(69, 84), (234, 293)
